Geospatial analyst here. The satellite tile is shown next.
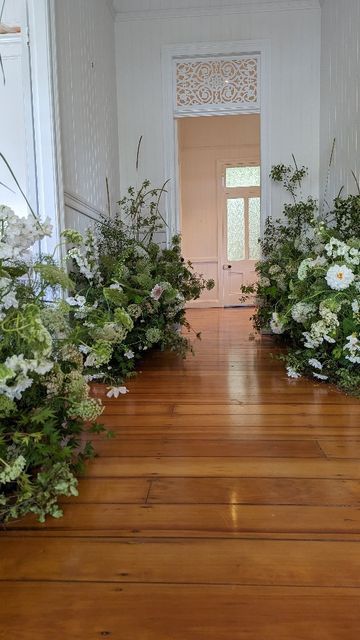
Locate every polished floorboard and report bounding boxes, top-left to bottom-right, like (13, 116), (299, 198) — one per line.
(1, 308), (360, 639)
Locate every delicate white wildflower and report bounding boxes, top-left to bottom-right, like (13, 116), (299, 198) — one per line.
(297, 258), (312, 281)
(270, 311), (285, 335)
(287, 367), (301, 379)
(1, 290), (18, 310)
(259, 276), (271, 288)
(325, 237), (360, 266)
(298, 257), (326, 281)
(124, 350), (134, 359)
(344, 334), (360, 364)
(79, 344), (91, 355)
(150, 284), (164, 301)
(326, 264), (355, 291)
(66, 295), (86, 307)
(0, 455), (26, 484)
(313, 373), (329, 381)
(106, 386), (129, 399)
(308, 358), (323, 370)
(109, 283), (123, 291)
(269, 264), (282, 276)
(291, 302), (315, 324)
(352, 300), (359, 314)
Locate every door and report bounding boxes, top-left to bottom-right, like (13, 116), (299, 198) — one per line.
(221, 164), (261, 306)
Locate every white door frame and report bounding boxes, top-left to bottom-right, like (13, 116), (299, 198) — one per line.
(161, 39), (271, 248)
(26, 0), (65, 257)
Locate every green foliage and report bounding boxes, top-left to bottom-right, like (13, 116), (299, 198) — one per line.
(67, 181), (214, 385)
(0, 206), (104, 523)
(241, 161), (360, 396)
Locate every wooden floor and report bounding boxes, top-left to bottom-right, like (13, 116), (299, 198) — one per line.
(1, 308), (360, 638)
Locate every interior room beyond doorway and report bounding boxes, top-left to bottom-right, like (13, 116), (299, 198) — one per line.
(179, 113), (261, 308)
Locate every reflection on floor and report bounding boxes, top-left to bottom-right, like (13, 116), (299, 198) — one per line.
(1, 308), (360, 638)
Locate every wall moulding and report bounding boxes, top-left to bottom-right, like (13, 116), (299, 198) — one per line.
(161, 39), (271, 245)
(115, 1), (320, 22)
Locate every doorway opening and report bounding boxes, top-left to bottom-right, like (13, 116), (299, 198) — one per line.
(178, 113), (261, 307)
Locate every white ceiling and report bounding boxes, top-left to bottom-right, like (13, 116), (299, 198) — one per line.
(113, 0), (308, 13)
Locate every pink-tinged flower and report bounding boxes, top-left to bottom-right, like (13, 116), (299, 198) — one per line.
(150, 284), (164, 301)
(106, 386), (129, 399)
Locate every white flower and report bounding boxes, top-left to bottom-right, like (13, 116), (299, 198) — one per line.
(313, 373), (328, 381)
(270, 312), (285, 334)
(269, 264), (281, 275)
(109, 283), (123, 291)
(325, 237), (360, 266)
(287, 367), (301, 379)
(79, 344), (91, 355)
(298, 257), (326, 281)
(66, 295), (86, 307)
(106, 386), (129, 399)
(259, 276), (271, 288)
(291, 302), (315, 324)
(344, 334), (360, 364)
(1, 290), (18, 310)
(150, 284), (164, 301)
(326, 264), (355, 291)
(124, 350), (134, 359)
(352, 300), (359, 314)
(308, 358), (322, 370)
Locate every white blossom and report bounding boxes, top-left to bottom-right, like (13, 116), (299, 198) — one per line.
(106, 386), (129, 399)
(287, 367), (301, 379)
(326, 264), (355, 291)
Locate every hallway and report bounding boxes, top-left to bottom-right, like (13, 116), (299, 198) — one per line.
(1, 308), (360, 637)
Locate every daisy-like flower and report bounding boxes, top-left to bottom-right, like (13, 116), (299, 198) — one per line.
(124, 350), (134, 359)
(106, 386), (129, 399)
(326, 264), (355, 291)
(286, 367), (301, 379)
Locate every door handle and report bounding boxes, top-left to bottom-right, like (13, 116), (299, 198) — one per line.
(223, 265), (232, 270)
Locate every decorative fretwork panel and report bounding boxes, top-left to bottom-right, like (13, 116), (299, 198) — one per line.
(175, 56), (259, 114)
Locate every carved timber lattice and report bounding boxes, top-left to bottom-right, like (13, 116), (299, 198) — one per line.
(175, 56), (259, 115)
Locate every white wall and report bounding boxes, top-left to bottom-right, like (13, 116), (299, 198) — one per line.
(320, 0), (360, 201)
(55, 0), (120, 233)
(115, 2), (321, 226)
(0, 0), (35, 217)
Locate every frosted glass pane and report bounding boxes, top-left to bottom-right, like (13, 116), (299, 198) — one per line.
(226, 166), (260, 188)
(227, 198), (245, 261)
(249, 197), (261, 259)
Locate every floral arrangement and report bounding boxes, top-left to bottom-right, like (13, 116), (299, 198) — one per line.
(66, 181), (214, 392)
(0, 180), (213, 522)
(242, 163), (360, 396)
(0, 206), (104, 523)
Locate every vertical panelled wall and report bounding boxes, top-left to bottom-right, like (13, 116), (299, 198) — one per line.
(55, 0), (119, 232)
(115, 4), (321, 232)
(320, 0), (360, 201)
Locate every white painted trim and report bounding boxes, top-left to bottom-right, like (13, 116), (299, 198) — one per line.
(161, 39), (271, 250)
(64, 190), (105, 222)
(0, 33), (22, 46)
(115, 0), (320, 21)
(27, 0), (65, 257)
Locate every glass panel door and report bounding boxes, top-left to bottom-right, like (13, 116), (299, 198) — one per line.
(227, 198), (245, 261)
